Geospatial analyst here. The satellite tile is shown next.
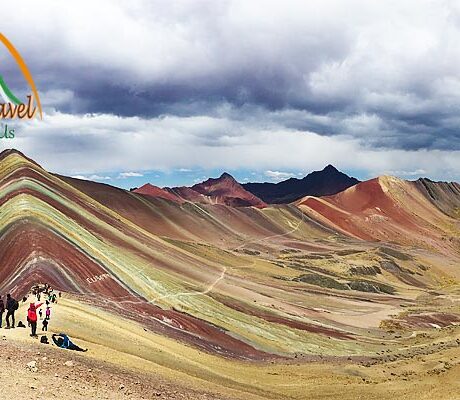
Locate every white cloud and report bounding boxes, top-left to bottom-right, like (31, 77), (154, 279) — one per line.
(117, 172), (144, 179)
(264, 170), (297, 182)
(71, 174), (111, 181)
(381, 169), (428, 177)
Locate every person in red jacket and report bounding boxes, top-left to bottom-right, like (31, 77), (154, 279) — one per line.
(27, 302), (43, 337)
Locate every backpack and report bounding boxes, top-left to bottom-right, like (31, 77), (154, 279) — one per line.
(13, 300), (19, 310)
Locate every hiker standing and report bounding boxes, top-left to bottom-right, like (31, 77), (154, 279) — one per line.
(42, 318), (48, 332)
(5, 294), (18, 329)
(45, 306), (51, 320)
(38, 308), (43, 320)
(0, 296), (4, 328)
(27, 302), (42, 337)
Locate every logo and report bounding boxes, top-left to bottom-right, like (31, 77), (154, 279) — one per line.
(0, 33), (42, 120)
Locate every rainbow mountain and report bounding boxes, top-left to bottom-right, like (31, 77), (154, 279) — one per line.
(0, 148), (459, 399)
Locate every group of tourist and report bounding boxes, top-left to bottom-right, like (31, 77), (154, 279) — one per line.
(0, 284), (87, 352)
(27, 284), (60, 337)
(0, 286), (55, 335)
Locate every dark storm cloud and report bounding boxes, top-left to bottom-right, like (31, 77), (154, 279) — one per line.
(33, 62), (309, 118)
(30, 56), (460, 153)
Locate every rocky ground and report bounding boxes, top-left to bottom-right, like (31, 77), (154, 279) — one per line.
(0, 334), (230, 400)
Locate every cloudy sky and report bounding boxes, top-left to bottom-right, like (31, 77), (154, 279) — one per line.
(1, 0), (459, 188)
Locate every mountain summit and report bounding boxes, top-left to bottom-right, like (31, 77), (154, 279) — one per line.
(189, 172), (267, 207)
(177, 172), (267, 208)
(134, 183), (183, 203)
(160, 172), (267, 208)
(243, 165), (360, 204)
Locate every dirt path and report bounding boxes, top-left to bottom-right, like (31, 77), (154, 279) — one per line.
(152, 207), (306, 303)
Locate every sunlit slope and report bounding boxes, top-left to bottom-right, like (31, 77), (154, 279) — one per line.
(414, 177), (460, 218)
(297, 176), (460, 252)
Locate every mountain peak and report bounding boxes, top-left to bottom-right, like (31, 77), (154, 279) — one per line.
(137, 183), (156, 190)
(243, 165), (360, 204)
(173, 173), (267, 208)
(0, 148), (42, 169)
(0, 148), (28, 161)
(133, 183), (183, 203)
(219, 172), (234, 180)
(323, 164), (339, 172)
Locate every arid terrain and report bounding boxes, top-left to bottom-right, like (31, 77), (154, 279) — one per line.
(0, 149), (459, 399)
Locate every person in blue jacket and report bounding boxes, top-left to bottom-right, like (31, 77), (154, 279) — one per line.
(52, 333), (87, 352)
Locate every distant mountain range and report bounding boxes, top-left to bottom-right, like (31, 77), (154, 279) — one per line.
(243, 165), (360, 204)
(135, 172), (267, 208)
(133, 165), (360, 206)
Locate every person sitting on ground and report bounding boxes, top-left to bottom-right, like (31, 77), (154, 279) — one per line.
(5, 294), (18, 329)
(52, 333), (87, 352)
(27, 302), (43, 337)
(42, 318), (48, 332)
(0, 296), (4, 329)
